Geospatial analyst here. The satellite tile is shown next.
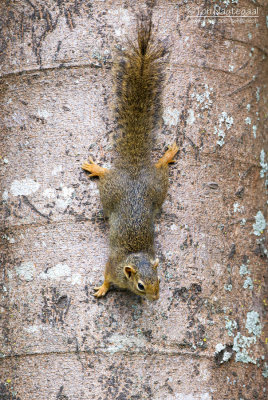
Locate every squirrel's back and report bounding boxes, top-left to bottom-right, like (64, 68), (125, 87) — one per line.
(114, 15), (166, 167)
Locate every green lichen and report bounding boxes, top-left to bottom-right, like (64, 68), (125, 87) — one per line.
(256, 87), (260, 102)
(239, 264), (249, 276)
(243, 276), (253, 290)
(225, 317), (237, 337)
(239, 263), (254, 290)
(224, 310), (262, 365)
(214, 343), (233, 364)
(191, 84), (213, 111)
(223, 351), (232, 362)
(253, 211), (266, 236)
(91, 49), (111, 65)
(15, 261), (35, 281)
(214, 112), (234, 147)
(234, 202), (244, 213)
(246, 311), (262, 337)
(260, 149), (268, 179)
(233, 332), (257, 364)
(224, 284), (232, 292)
(215, 343), (225, 353)
(263, 362), (268, 378)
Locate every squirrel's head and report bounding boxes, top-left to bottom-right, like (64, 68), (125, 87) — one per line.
(122, 252), (160, 301)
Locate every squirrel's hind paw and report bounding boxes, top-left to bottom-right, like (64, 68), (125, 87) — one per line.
(155, 142), (179, 168)
(82, 157), (108, 177)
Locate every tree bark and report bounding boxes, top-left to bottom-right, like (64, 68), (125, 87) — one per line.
(0, 1), (267, 399)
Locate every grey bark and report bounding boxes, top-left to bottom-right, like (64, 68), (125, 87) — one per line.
(0, 1), (267, 399)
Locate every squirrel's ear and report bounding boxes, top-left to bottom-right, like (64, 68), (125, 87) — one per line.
(150, 258), (159, 269)
(124, 265), (136, 279)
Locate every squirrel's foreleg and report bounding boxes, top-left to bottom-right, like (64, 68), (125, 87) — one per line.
(94, 277), (111, 297)
(82, 156), (108, 177)
(155, 143), (179, 168)
(94, 280), (110, 297)
(93, 263), (112, 297)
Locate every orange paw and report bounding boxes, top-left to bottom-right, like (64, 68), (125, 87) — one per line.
(165, 142), (179, 163)
(82, 157), (107, 177)
(94, 282), (110, 297)
(155, 143), (179, 168)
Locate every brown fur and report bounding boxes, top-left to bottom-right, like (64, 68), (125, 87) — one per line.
(114, 15), (166, 168)
(82, 14), (178, 300)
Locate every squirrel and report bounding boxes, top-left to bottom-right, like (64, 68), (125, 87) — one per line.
(82, 15), (178, 301)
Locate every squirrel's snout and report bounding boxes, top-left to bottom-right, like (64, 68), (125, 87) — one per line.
(147, 293), (159, 301)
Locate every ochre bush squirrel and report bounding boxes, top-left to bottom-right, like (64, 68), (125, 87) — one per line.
(82, 15), (178, 301)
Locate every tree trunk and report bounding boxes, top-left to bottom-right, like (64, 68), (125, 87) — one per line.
(0, 1), (267, 399)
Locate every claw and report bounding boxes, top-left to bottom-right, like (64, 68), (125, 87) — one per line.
(155, 142), (179, 168)
(81, 158), (108, 177)
(93, 282), (110, 297)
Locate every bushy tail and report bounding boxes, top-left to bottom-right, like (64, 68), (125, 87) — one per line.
(114, 15), (166, 166)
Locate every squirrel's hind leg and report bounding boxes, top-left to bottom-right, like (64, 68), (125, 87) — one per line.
(155, 143), (179, 168)
(82, 157), (108, 177)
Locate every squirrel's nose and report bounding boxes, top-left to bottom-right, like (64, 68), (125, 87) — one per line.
(149, 293), (159, 301)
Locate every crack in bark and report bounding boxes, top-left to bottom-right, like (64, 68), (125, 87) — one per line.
(0, 61), (112, 79)
(0, 58), (255, 80)
(220, 35), (268, 57)
(227, 76), (259, 97)
(0, 347), (214, 360)
(22, 195), (51, 221)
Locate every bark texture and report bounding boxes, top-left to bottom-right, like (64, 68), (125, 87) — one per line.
(0, 1), (267, 399)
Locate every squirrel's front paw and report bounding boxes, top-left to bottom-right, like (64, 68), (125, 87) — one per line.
(94, 282), (110, 297)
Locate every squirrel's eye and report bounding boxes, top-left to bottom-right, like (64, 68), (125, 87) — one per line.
(137, 282), (145, 291)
